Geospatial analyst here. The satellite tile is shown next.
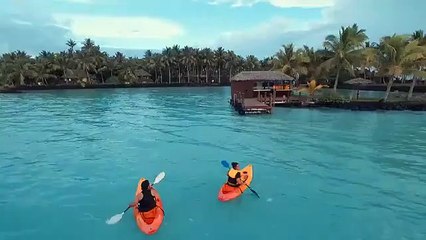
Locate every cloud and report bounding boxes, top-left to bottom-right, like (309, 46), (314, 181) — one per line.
(1, 0), (425, 59)
(213, 17), (332, 57)
(213, 0), (426, 58)
(207, 0), (334, 8)
(11, 19), (33, 25)
(52, 14), (184, 40)
(48, 14), (185, 50)
(0, 13), (71, 55)
(0, 2), (184, 56)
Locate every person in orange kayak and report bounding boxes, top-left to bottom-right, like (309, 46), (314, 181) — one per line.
(225, 162), (248, 189)
(129, 179), (159, 219)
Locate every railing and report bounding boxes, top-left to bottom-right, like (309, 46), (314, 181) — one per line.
(253, 85), (292, 91)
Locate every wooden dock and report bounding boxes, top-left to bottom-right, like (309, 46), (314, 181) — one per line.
(230, 95), (272, 115)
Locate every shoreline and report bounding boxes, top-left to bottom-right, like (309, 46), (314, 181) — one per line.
(339, 83), (426, 93)
(2, 83), (426, 93)
(0, 83), (227, 93)
(276, 100), (426, 111)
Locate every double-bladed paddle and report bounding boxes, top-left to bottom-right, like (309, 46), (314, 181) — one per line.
(221, 160), (260, 198)
(106, 171), (166, 225)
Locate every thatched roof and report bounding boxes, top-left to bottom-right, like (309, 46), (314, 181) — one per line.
(345, 78), (374, 85)
(231, 71), (293, 82)
(134, 69), (151, 77)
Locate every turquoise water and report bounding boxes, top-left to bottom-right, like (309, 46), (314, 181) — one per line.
(1, 87), (425, 240)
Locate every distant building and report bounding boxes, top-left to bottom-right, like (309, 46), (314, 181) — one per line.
(229, 71), (295, 114)
(134, 69), (153, 83)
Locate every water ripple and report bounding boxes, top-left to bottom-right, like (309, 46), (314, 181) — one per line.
(1, 88), (425, 240)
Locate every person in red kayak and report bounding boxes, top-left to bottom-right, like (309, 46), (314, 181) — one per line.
(129, 179), (159, 223)
(223, 162), (248, 192)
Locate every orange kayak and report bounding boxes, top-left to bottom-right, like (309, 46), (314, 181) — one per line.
(133, 178), (164, 235)
(218, 164), (253, 202)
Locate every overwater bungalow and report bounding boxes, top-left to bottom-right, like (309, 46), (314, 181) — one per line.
(230, 71), (295, 115)
(134, 69), (153, 83)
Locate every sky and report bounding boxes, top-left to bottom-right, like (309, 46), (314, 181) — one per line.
(0, 0), (425, 58)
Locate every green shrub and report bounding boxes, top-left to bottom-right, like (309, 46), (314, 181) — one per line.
(317, 92), (349, 104)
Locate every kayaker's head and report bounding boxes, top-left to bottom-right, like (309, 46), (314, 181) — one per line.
(231, 162), (240, 170)
(141, 179), (151, 191)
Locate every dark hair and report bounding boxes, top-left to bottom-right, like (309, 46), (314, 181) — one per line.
(231, 162), (239, 169)
(141, 179), (150, 191)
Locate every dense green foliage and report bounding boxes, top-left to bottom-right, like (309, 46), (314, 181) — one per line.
(1, 24), (425, 100)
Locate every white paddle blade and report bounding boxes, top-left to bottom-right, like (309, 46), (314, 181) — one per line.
(153, 172), (165, 185)
(106, 213), (124, 225)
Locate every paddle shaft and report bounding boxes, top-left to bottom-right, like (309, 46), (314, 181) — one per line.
(245, 183), (260, 198)
(123, 206), (131, 213)
(158, 206), (166, 216)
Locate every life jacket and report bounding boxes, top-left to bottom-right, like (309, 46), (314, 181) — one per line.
(137, 178), (157, 212)
(226, 169), (241, 187)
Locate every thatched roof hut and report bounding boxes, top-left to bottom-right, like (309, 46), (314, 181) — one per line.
(134, 69), (151, 78)
(231, 71), (293, 82)
(133, 69), (153, 83)
(230, 71), (295, 101)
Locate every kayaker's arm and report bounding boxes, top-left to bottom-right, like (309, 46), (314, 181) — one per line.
(237, 178), (244, 185)
(150, 188), (160, 200)
(128, 192), (143, 207)
(237, 171), (248, 185)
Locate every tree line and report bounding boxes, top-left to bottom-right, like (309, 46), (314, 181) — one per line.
(1, 23), (425, 101)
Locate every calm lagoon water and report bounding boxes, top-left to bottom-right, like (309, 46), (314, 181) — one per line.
(0, 87), (425, 240)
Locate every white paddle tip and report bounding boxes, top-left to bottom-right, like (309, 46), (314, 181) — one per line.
(153, 172), (166, 184)
(106, 213), (124, 225)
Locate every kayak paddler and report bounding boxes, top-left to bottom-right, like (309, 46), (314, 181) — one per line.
(224, 162), (248, 192)
(129, 179), (159, 222)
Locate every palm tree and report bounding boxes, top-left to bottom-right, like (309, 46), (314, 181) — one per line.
(407, 30), (426, 99)
(320, 24), (368, 91)
(193, 48), (202, 83)
(272, 44), (308, 81)
(76, 51), (97, 83)
(66, 39), (77, 54)
(214, 47), (226, 84)
(54, 52), (72, 82)
(159, 54), (167, 84)
(260, 56), (274, 71)
(144, 50), (153, 59)
(200, 48), (214, 83)
(378, 34), (426, 101)
(120, 67), (138, 84)
(225, 50), (238, 82)
(2, 51), (34, 86)
(411, 30), (426, 45)
(359, 43), (380, 80)
(162, 47), (174, 84)
(245, 55), (260, 71)
(181, 46), (195, 83)
(298, 46), (329, 82)
(172, 45), (182, 83)
(94, 52), (108, 83)
(81, 38), (96, 54)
